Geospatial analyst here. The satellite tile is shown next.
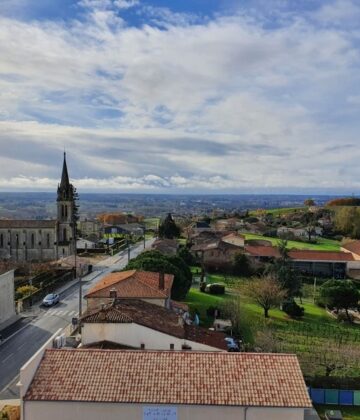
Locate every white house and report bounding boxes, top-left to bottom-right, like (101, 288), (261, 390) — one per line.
(81, 299), (228, 351)
(0, 269), (16, 329)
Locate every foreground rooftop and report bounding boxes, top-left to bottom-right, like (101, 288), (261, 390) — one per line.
(25, 349), (312, 408)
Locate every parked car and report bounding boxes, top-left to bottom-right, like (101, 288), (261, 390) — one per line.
(42, 293), (60, 307)
(225, 337), (240, 352)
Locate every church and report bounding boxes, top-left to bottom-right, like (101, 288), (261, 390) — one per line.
(0, 153), (76, 262)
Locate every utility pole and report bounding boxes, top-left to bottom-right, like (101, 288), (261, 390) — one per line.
(78, 264), (83, 334)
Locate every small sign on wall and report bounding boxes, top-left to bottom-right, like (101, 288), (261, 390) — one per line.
(143, 406), (177, 420)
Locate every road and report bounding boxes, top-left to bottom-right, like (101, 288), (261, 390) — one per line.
(0, 239), (154, 400)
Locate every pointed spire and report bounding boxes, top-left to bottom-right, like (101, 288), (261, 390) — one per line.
(60, 152), (70, 190)
(57, 152), (73, 202)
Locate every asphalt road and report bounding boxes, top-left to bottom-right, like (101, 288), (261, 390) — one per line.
(0, 239), (154, 399)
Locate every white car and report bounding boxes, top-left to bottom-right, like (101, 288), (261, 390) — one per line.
(42, 293), (60, 307)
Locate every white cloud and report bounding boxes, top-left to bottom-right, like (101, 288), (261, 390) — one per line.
(0, 2), (359, 191)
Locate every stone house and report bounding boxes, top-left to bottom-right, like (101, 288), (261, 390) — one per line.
(191, 240), (242, 270)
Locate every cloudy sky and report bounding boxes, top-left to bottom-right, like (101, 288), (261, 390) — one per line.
(0, 0), (359, 194)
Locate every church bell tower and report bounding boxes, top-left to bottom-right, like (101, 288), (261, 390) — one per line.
(56, 152), (75, 258)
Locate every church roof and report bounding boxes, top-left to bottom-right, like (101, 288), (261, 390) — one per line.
(0, 220), (56, 229)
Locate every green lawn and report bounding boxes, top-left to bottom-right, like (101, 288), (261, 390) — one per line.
(184, 288), (231, 327)
(144, 217), (160, 229)
(315, 405), (360, 420)
(185, 275), (360, 377)
(244, 233), (341, 251)
(250, 207), (306, 216)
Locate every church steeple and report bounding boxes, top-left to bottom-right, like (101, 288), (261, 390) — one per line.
(60, 152), (70, 190)
(57, 152), (73, 201)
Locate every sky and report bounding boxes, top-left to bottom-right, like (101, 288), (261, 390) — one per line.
(0, 0), (360, 194)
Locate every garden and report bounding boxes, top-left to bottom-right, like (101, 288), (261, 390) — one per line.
(185, 268), (360, 379)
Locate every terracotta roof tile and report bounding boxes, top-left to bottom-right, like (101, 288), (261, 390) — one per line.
(288, 250), (354, 262)
(245, 245), (280, 258)
(25, 350), (312, 408)
(342, 240), (360, 256)
(85, 270), (173, 299)
(81, 299), (227, 350)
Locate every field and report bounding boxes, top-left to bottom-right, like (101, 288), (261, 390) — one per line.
(185, 273), (360, 378)
(250, 207), (306, 216)
(144, 217), (160, 229)
(244, 233), (341, 251)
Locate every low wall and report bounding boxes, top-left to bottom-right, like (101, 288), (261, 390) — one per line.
(309, 387), (360, 406)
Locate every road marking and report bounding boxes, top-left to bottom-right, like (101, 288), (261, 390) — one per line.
(68, 311), (76, 316)
(1, 353), (14, 364)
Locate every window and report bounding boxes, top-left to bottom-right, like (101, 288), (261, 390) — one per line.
(31, 233), (35, 248)
(65, 205), (68, 218)
(47, 234), (50, 248)
(16, 234), (19, 248)
(140, 343), (145, 349)
(170, 344), (174, 350)
(63, 228), (67, 242)
(0, 234), (3, 248)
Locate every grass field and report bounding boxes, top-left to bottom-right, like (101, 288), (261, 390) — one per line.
(144, 217), (160, 229)
(315, 405), (360, 420)
(244, 233), (341, 251)
(185, 274), (360, 377)
(249, 207), (306, 216)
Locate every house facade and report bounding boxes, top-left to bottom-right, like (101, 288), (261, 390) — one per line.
(0, 269), (16, 329)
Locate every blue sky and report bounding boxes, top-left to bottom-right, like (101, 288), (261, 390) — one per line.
(0, 0), (360, 193)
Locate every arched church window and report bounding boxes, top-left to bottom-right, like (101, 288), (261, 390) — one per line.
(0, 234), (3, 248)
(31, 233), (35, 248)
(65, 205), (68, 218)
(47, 234), (50, 248)
(63, 228), (67, 242)
(16, 234), (19, 248)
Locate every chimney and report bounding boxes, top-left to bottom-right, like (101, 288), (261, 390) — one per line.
(109, 288), (117, 299)
(159, 271), (165, 290)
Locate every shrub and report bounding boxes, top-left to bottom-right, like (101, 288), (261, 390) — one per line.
(16, 285), (38, 299)
(207, 283), (225, 295)
(206, 305), (220, 318)
(200, 282), (207, 292)
(282, 299), (304, 318)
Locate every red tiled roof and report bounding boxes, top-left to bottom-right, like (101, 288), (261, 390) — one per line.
(85, 270), (173, 299)
(245, 245), (280, 258)
(288, 250), (354, 262)
(25, 350), (312, 408)
(245, 245), (353, 262)
(0, 219), (56, 228)
(81, 299), (227, 350)
(342, 240), (360, 256)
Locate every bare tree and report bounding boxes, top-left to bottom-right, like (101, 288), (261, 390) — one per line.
(255, 328), (280, 353)
(315, 342), (360, 377)
(244, 275), (286, 318)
